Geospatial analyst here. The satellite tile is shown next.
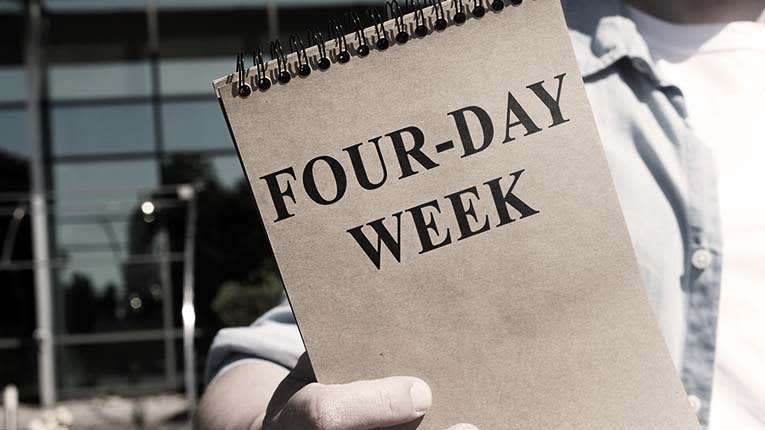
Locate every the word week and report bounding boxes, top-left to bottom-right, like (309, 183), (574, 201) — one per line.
(260, 73), (570, 269)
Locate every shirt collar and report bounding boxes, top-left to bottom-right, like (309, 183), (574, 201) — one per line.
(563, 0), (661, 83)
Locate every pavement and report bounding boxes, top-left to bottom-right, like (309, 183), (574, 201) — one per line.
(2, 393), (189, 430)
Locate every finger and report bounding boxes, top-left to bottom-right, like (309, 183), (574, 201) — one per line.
(265, 353), (316, 419)
(446, 424), (479, 430)
(272, 376), (432, 430)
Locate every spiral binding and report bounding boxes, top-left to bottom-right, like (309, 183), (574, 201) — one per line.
(430, 0), (448, 31)
(232, 0), (523, 97)
(369, 7), (390, 51)
(289, 33), (312, 77)
(472, 0), (486, 18)
(310, 28), (332, 70)
(350, 12), (371, 57)
(271, 40), (291, 84)
(388, 1), (409, 44)
(329, 18), (351, 63)
(235, 52), (251, 97)
(452, 0), (467, 24)
(409, 0), (428, 37)
(253, 48), (271, 90)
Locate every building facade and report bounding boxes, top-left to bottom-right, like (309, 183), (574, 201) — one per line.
(0, 0), (375, 405)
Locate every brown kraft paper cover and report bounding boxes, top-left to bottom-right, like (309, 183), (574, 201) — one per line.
(213, 1), (699, 428)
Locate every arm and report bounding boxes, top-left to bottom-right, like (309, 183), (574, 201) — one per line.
(197, 297), (477, 430)
(198, 359), (288, 430)
(198, 297), (300, 430)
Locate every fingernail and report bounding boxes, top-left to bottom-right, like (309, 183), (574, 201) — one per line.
(447, 424), (479, 430)
(410, 380), (432, 415)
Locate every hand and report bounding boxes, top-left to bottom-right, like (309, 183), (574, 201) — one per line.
(262, 353), (477, 430)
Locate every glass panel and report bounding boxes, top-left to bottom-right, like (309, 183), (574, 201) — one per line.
(55, 220), (131, 292)
(0, 263), (36, 338)
(54, 256), (170, 334)
(48, 62), (152, 100)
(0, 90), (34, 342)
(0, 108), (29, 159)
(0, 1), (23, 13)
(0, 108), (30, 304)
(44, 0), (149, 12)
(44, 0), (379, 13)
(56, 220), (130, 249)
(162, 100), (231, 151)
(210, 155), (245, 189)
(57, 341), (166, 394)
(55, 260), (128, 333)
(160, 57), (230, 95)
(53, 159), (158, 195)
(51, 103), (155, 156)
(53, 160), (163, 334)
(0, 67), (25, 102)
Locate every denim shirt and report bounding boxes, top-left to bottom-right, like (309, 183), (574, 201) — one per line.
(206, 1), (722, 427)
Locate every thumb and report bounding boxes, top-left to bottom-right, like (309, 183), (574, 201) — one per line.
(270, 376), (432, 430)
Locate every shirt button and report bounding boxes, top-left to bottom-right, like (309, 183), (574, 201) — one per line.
(688, 394), (702, 415)
(691, 248), (712, 270)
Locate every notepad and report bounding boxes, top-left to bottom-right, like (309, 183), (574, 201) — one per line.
(213, 1), (699, 428)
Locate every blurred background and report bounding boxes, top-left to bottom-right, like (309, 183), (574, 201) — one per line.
(0, 0), (376, 428)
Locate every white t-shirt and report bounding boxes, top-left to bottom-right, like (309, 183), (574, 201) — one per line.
(628, 6), (765, 429)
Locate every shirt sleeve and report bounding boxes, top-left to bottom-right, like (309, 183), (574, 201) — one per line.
(204, 295), (305, 384)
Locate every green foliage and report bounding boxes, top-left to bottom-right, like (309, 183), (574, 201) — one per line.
(211, 267), (283, 327)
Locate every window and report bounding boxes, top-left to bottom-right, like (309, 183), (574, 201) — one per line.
(53, 159), (159, 191)
(3, 0), (378, 401)
(48, 62), (152, 100)
(0, 67), (25, 103)
(162, 100), (231, 151)
(160, 57), (230, 96)
(57, 341), (167, 394)
(0, 108), (28, 159)
(0, 67), (28, 161)
(210, 154), (245, 189)
(51, 103), (156, 156)
(52, 159), (161, 334)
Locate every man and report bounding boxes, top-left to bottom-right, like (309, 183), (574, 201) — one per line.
(198, 0), (765, 429)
